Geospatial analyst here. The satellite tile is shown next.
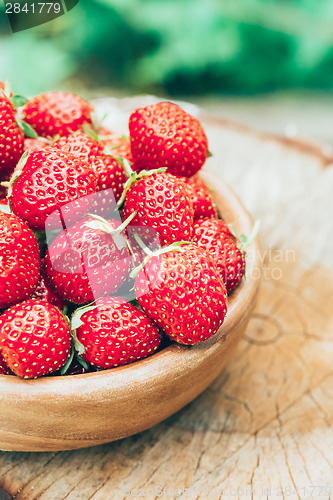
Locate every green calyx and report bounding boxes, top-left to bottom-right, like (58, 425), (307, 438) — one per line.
(70, 302), (99, 371)
(129, 235), (193, 279)
(60, 344), (75, 375)
(228, 219), (260, 252)
(82, 123), (100, 142)
(16, 119), (38, 139)
(10, 95), (28, 109)
(71, 302), (98, 332)
(6, 150), (30, 202)
(84, 211), (137, 253)
(117, 166), (167, 209)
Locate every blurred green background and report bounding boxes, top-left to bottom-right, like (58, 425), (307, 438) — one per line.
(0, 0), (332, 98)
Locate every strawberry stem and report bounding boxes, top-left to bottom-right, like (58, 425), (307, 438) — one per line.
(129, 237), (193, 279)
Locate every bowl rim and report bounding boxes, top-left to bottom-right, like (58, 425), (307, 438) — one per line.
(0, 170), (261, 396)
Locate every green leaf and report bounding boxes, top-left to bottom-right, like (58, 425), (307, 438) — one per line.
(10, 95), (28, 109)
(18, 120), (38, 139)
(83, 123), (99, 142)
(76, 354), (89, 371)
(60, 345), (75, 375)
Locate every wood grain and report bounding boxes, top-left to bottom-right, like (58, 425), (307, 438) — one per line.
(0, 101), (332, 499)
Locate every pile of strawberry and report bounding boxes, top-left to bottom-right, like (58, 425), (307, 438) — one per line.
(0, 84), (248, 379)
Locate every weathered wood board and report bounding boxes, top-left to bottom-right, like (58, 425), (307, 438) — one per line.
(0, 99), (332, 499)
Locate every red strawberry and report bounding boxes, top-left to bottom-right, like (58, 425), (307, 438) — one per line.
(52, 133), (127, 201)
(100, 132), (133, 164)
(192, 218), (245, 292)
(122, 171), (194, 247)
(129, 102), (209, 177)
(10, 147), (97, 231)
(184, 175), (217, 220)
(32, 269), (66, 311)
(0, 90), (24, 175)
(0, 352), (10, 375)
(0, 212), (40, 308)
(71, 296), (161, 369)
(0, 299), (71, 379)
(24, 137), (48, 153)
(135, 243), (227, 345)
(22, 91), (93, 138)
(44, 217), (132, 304)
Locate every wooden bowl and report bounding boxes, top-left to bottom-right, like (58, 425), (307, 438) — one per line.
(0, 171), (261, 452)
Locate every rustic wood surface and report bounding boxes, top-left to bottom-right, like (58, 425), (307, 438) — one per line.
(0, 102), (332, 499)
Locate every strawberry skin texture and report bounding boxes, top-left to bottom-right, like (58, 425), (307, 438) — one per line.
(122, 172), (194, 247)
(184, 175), (217, 220)
(22, 91), (93, 138)
(100, 134), (133, 164)
(44, 218), (132, 304)
(192, 218), (245, 292)
(32, 270), (66, 311)
(135, 245), (227, 345)
(0, 212), (40, 308)
(24, 138), (48, 153)
(10, 147), (97, 231)
(74, 297), (161, 369)
(0, 91), (24, 175)
(0, 299), (71, 379)
(53, 133), (127, 201)
(129, 102), (209, 177)
(0, 352), (10, 375)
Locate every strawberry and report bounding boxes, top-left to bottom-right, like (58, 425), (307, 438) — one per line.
(10, 147), (97, 231)
(24, 137), (48, 153)
(71, 296), (161, 369)
(0, 90), (24, 175)
(0, 212), (40, 308)
(44, 217), (132, 304)
(121, 171), (194, 247)
(100, 132), (133, 164)
(129, 102), (209, 177)
(192, 218), (245, 292)
(0, 352), (10, 375)
(22, 91), (93, 138)
(134, 243), (227, 345)
(52, 133), (127, 201)
(32, 269), (66, 311)
(183, 175), (217, 220)
(0, 299), (71, 379)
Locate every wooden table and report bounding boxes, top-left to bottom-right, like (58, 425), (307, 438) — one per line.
(0, 105), (332, 499)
